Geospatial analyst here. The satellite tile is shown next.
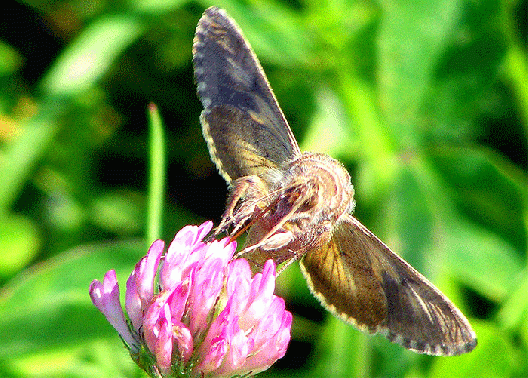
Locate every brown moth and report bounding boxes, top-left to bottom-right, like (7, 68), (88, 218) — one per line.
(193, 6), (477, 356)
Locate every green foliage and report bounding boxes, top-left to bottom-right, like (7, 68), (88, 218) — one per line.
(0, 0), (526, 377)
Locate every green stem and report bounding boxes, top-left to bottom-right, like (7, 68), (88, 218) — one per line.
(146, 103), (166, 246)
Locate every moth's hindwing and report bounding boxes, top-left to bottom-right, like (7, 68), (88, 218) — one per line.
(193, 7), (300, 183)
(300, 214), (477, 356)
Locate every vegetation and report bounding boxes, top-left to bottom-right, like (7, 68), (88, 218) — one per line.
(0, 0), (526, 377)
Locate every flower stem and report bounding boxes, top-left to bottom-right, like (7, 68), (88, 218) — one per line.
(147, 103), (166, 245)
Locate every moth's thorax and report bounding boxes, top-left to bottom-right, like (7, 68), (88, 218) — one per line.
(272, 152), (356, 224)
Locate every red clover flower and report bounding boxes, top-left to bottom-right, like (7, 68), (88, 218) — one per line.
(89, 221), (291, 378)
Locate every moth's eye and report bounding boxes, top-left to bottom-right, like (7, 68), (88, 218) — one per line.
(304, 195), (319, 209)
(301, 195), (319, 211)
(284, 186), (301, 201)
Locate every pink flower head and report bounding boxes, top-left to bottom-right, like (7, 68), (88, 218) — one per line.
(195, 259), (292, 377)
(89, 221), (291, 377)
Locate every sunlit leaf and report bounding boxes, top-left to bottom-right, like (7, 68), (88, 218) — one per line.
(41, 16), (144, 97)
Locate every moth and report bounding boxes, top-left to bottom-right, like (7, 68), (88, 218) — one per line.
(193, 6), (476, 356)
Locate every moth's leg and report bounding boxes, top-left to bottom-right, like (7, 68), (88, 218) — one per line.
(215, 175), (268, 236)
(239, 183), (314, 254)
(275, 254), (298, 275)
(241, 219), (333, 274)
(235, 226), (295, 261)
(235, 186), (317, 267)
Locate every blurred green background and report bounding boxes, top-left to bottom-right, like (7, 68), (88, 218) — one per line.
(0, 0), (526, 377)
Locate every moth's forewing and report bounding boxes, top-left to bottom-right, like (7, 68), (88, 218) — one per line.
(300, 214), (477, 356)
(193, 7), (300, 183)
